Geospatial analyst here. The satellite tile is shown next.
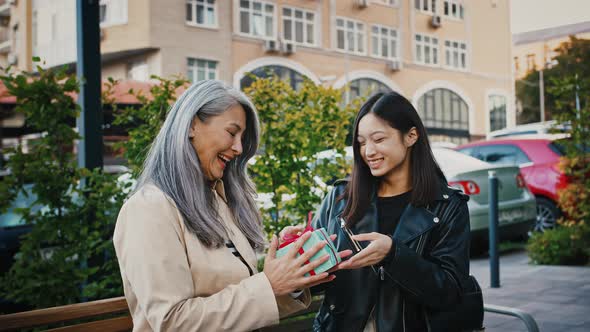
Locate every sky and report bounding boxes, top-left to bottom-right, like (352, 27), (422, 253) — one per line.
(511, 0), (590, 33)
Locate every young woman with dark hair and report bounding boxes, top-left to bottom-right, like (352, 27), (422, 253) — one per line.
(287, 92), (477, 331)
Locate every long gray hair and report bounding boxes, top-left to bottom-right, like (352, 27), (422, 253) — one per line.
(135, 80), (265, 249)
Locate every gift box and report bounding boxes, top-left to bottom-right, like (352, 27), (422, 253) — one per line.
(276, 227), (341, 277)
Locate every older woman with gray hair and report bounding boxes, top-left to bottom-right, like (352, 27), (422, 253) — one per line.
(113, 80), (344, 332)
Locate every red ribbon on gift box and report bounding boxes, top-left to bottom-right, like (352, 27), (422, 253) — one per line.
(279, 211), (316, 275)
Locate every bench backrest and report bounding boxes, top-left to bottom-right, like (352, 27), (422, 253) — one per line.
(0, 297), (131, 332)
(0, 297), (322, 332)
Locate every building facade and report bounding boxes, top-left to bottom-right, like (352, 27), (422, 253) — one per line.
(513, 21), (590, 80)
(6, 0), (515, 143)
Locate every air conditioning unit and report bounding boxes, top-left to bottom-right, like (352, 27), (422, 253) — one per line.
(430, 15), (442, 28)
(263, 39), (279, 53)
(7, 52), (17, 65)
(355, 0), (368, 8)
(281, 41), (296, 55)
(387, 59), (401, 71)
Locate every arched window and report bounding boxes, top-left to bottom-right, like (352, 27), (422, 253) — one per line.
(346, 78), (392, 103)
(489, 95), (507, 131)
(240, 65), (306, 90)
(417, 88), (469, 143)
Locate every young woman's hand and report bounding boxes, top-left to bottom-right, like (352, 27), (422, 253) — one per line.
(337, 232), (393, 270)
(263, 233), (335, 296)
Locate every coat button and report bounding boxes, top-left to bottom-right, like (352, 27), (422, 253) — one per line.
(433, 217), (440, 223)
(329, 304), (336, 311)
(443, 194), (449, 199)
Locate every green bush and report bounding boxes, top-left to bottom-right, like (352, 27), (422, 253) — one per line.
(244, 77), (356, 234)
(0, 61), (127, 309)
(527, 222), (590, 265)
(526, 37), (590, 266)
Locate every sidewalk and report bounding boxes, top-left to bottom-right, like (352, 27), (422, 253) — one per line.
(471, 250), (590, 331)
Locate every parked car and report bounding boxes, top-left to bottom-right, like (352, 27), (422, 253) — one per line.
(487, 120), (570, 139)
(432, 148), (537, 251)
(455, 136), (578, 232)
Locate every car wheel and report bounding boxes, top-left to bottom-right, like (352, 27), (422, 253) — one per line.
(534, 197), (560, 232)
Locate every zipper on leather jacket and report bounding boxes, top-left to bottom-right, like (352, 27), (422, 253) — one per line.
(416, 234), (427, 255)
(379, 266), (385, 281)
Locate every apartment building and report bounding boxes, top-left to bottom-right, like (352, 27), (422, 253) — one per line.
(513, 21), (590, 79)
(4, 0), (515, 143)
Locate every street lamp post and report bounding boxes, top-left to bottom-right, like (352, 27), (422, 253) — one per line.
(539, 68), (545, 123)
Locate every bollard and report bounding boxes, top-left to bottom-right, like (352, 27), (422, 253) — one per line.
(489, 171), (500, 288)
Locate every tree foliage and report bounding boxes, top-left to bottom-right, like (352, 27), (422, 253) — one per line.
(111, 75), (190, 177)
(526, 37), (590, 266)
(244, 77), (357, 234)
(516, 36), (590, 124)
(0, 62), (126, 309)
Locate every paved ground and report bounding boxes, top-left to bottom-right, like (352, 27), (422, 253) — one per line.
(470, 250), (590, 331)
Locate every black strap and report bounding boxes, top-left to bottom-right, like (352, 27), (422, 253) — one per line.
(226, 241), (254, 276)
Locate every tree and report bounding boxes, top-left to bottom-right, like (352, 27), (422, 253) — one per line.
(516, 36), (590, 124)
(244, 77), (357, 234)
(526, 39), (590, 266)
(0, 62), (126, 309)
(110, 76), (190, 177)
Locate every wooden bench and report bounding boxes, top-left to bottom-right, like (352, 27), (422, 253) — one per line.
(0, 297), (322, 332)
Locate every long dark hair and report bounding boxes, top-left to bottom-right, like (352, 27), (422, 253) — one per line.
(341, 92), (446, 226)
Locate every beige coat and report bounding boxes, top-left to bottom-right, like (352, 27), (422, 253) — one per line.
(113, 183), (310, 332)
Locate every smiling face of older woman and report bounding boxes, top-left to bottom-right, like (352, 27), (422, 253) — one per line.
(189, 104), (246, 182)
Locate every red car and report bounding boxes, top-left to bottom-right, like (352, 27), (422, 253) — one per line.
(456, 136), (569, 232)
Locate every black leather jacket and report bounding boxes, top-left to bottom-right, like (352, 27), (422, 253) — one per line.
(312, 180), (471, 332)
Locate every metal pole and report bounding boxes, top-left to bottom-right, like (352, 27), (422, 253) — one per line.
(575, 74), (580, 120)
(539, 69), (545, 123)
(76, 0), (103, 170)
(488, 170), (500, 288)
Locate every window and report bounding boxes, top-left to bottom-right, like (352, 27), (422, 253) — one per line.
(371, 25), (398, 59)
(489, 95), (507, 132)
(240, 65), (306, 91)
(476, 145), (530, 166)
(282, 7), (315, 46)
(444, 0), (464, 19)
(417, 88), (469, 140)
(456, 147), (476, 157)
(238, 0), (275, 39)
(186, 0), (216, 27)
(187, 58), (218, 82)
(444, 40), (467, 70)
(415, 34), (439, 65)
(99, 0), (128, 27)
(127, 60), (149, 81)
(526, 54), (536, 72)
(347, 78), (392, 103)
(335, 18), (365, 55)
(414, 0), (436, 13)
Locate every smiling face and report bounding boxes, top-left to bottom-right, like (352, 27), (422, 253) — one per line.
(189, 104), (246, 182)
(357, 113), (417, 180)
